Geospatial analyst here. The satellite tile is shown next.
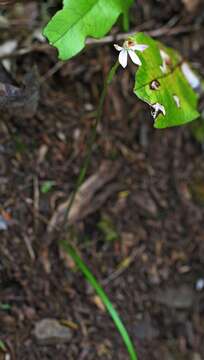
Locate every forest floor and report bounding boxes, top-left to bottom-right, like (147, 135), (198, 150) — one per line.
(1, 1), (204, 359)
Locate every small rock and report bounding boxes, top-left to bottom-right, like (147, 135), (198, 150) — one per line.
(192, 354), (202, 360)
(155, 285), (194, 309)
(33, 318), (72, 345)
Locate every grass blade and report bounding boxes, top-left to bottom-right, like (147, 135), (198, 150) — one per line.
(0, 340), (6, 352)
(61, 240), (138, 360)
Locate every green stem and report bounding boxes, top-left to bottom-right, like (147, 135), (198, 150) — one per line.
(63, 61), (119, 227)
(61, 240), (138, 360)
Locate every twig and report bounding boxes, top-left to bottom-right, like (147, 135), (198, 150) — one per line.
(23, 234), (35, 260)
(86, 24), (199, 45)
(102, 246), (145, 287)
(0, 24), (199, 61)
(39, 60), (64, 83)
(33, 175), (39, 231)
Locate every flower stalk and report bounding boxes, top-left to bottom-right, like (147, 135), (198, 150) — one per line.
(63, 61), (119, 228)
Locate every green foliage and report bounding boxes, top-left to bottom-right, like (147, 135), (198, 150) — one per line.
(61, 240), (138, 360)
(132, 33), (200, 128)
(43, 0), (133, 60)
(0, 340), (6, 352)
(0, 303), (11, 311)
(41, 180), (55, 194)
(43, 4), (201, 130)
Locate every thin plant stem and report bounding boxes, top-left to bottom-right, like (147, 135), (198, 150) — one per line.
(63, 61), (119, 228)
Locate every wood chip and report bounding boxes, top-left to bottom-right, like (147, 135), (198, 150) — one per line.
(47, 161), (120, 232)
(182, 0), (200, 12)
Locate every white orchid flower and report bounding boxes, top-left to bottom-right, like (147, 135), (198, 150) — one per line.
(114, 40), (148, 68)
(151, 103), (166, 119)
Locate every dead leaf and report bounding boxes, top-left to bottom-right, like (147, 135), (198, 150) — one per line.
(59, 248), (76, 270)
(60, 319), (79, 330)
(47, 161), (120, 231)
(182, 0), (200, 11)
(0, 1), (16, 6)
(92, 295), (105, 312)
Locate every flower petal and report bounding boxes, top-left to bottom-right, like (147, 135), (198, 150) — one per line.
(131, 44), (148, 52)
(114, 44), (123, 52)
(119, 49), (128, 68)
(128, 49), (141, 66)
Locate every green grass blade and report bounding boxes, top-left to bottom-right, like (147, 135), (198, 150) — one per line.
(0, 340), (6, 352)
(61, 240), (138, 360)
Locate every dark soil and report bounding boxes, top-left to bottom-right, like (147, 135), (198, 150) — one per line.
(1, 1), (204, 359)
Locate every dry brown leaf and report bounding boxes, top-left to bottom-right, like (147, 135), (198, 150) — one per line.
(92, 295), (105, 312)
(47, 161), (119, 232)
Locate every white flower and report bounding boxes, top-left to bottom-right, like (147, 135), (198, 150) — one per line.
(173, 95), (180, 108)
(151, 103), (166, 119)
(181, 62), (200, 89)
(114, 40), (148, 68)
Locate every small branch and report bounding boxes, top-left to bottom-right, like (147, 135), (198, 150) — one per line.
(86, 24), (199, 45)
(0, 24), (199, 61)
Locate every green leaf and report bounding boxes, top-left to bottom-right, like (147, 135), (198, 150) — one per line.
(43, 0), (134, 60)
(61, 240), (138, 360)
(0, 340), (6, 352)
(132, 33), (200, 129)
(41, 180), (55, 194)
(0, 302), (11, 311)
